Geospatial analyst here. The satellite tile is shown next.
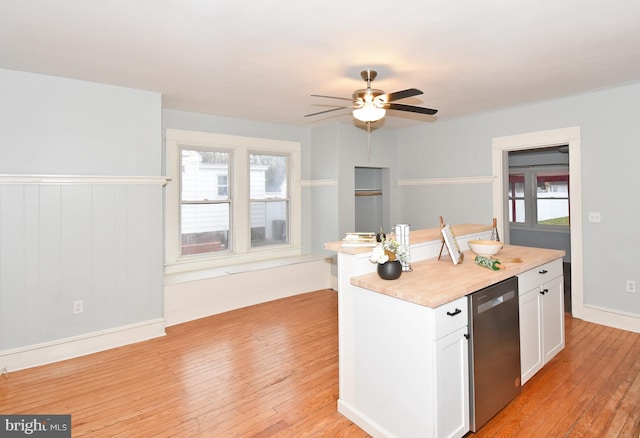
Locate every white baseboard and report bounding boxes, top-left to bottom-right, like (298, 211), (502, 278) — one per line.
(337, 399), (394, 438)
(578, 304), (640, 333)
(164, 256), (332, 326)
(0, 318), (165, 372)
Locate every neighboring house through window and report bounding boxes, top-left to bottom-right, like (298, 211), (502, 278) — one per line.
(217, 174), (228, 197)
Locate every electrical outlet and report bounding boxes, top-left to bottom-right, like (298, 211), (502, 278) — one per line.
(588, 212), (601, 223)
(626, 280), (636, 293)
(73, 300), (84, 314)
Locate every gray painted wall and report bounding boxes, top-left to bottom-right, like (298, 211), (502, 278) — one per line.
(309, 125), (339, 257)
(510, 228), (571, 262)
(395, 83), (640, 315)
(0, 69), (163, 351)
(306, 123), (397, 257)
(0, 69), (161, 176)
(335, 124), (398, 236)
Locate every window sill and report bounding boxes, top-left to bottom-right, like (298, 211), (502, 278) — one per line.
(164, 254), (328, 286)
(510, 225), (570, 234)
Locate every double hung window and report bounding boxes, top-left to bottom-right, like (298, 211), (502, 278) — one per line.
(509, 167), (569, 229)
(249, 153), (289, 248)
(165, 129), (301, 273)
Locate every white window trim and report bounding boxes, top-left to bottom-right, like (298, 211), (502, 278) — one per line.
(165, 129), (302, 275)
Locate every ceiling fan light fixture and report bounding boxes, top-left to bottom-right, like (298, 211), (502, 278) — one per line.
(352, 105), (386, 122)
(306, 69), (437, 121)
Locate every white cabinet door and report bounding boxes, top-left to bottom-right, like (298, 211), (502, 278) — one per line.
(350, 286), (470, 437)
(435, 326), (470, 438)
(519, 286), (544, 384)
(541, 275), (565, 363)
(518, 258), (564, 385)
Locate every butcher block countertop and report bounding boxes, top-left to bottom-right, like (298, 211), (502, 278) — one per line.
(351, 244), (565, 308)
(324, 223), (492, 254)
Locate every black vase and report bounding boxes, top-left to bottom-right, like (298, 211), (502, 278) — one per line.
(377, 260), (402, 280)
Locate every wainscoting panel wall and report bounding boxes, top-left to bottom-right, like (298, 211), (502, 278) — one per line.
(0, 176), (167, 370)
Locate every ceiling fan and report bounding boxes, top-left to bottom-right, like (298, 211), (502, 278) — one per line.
(305, 69), (438, 123)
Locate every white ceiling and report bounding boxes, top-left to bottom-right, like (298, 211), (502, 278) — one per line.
(2, 1), (640, 128)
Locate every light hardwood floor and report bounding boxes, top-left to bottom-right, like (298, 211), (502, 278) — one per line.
(1, 289), (639, 437)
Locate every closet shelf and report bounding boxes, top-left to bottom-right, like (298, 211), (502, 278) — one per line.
(355, 190), (382, 197)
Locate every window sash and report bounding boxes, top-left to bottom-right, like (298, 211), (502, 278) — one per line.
(179, 147), (232, 256)
(248, 153), (290, 249)
(165, 129), (302, 274)
(509, 168), (569, 230)
(535, 173), (569, 226)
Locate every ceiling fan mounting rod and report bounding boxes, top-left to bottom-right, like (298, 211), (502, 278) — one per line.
(354, 70), (384, 106)
(361, 70), (378, 95)
(361, 69), (377, 84)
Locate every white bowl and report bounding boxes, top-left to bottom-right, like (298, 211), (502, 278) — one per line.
(468, 240), (503, 256)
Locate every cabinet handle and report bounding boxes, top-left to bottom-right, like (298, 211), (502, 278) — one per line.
(446, 308), (462, 316)
(464, 333), (470, 340)
(539, 269), (548, 274)
(540, 288), (549, 295)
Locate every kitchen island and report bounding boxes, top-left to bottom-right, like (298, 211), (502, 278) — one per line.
(326, 225), (565, 437)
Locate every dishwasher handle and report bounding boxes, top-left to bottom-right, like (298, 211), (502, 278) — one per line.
(476, 290), (516, 314)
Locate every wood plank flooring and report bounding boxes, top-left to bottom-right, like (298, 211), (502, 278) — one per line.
(471, 312), (640, 437)
(1, 289), (639, 437)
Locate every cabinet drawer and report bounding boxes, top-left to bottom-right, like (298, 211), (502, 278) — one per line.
(518, 258), (563, 294)
(433, 296), (468, 340)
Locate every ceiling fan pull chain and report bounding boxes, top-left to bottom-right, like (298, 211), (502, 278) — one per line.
(367, 121), (371, 161)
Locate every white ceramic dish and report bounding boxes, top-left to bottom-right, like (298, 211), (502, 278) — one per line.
(468, 239), (503, 256)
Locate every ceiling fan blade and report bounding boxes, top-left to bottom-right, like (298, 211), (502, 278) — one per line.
(387, 103), (438, 115)
(304, 106), (350, 117)
(311, 94), (353, 102)
(382, 88), (423, 102)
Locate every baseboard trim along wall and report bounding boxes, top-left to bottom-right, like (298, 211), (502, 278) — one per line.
(580, 304), (640, 334)
(0, 318), (165, 373)
(164, 256), (332, 326)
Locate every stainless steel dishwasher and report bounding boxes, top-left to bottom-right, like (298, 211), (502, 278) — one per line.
(468, 276), (521, 432)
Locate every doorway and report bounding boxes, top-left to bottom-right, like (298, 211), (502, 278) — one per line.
(492, 127), (584, 319)
(508, 146), (572, 311)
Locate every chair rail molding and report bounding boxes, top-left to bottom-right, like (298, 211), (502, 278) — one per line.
(0, 174), (170, 185)
(398, 176), (495, 186)
(301, 178), (338, 187)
